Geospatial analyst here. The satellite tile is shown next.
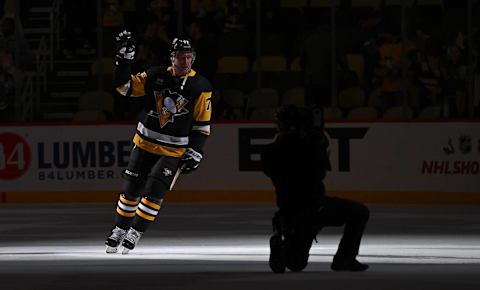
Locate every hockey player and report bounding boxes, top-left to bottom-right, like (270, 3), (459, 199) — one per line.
(261, 104), (369, 273)
(104, 31), (212, 254)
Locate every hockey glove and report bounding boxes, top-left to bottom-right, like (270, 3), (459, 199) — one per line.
(115, 30), (135, 63)
(181, 148), (203, 174)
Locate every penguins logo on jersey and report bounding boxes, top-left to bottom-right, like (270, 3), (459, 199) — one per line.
(154, 89), (189, 128)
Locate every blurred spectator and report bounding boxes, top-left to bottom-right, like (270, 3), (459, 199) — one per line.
(411, 26), (446, 110)
(224, 0), (247, 32)
(300, 24), (332, 108)
(0, 16), (34, 70)
(261, 0), (281, 35)
(474, 29), (480, 116)
(102, 0), (125, 55)
(187, 20), (217, 81)
(370, 27), (415, 111)
(135, 18), (171, 70)
(121, 0), (138, 31)
(443, 32), (468, 116)
(412, 30), (468, 117)
(190, 0), (225, 35)
(148, 0), (176, 38)
(62, 1), (96, 59)
(0, 46), (21, 121)
(103, 0), (125, 28)
(352, 9), (384, 93)
(1, 0), (11, 18)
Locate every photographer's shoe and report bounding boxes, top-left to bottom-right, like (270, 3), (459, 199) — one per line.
(331, 258), (369, 272)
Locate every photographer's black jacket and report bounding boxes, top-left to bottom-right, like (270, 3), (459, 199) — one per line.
(261, 130), (331, 217)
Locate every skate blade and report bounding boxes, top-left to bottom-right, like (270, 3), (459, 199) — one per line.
(106, 245), (118, 254)
(121, 248), (131, 255)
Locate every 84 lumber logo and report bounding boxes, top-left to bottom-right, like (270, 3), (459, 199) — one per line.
(0, 132), (31, 180)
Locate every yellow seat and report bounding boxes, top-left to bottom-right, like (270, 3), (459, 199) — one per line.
(73, 110), (107, 121)
(346, 54), (365, 83)
(222, 89), (246, 108)
(418, 106), (441, 119)
(246, 88), (280, 108)
(252, 56), (287, 72)
(309, 0), (330, 7)
(346, 106), (378, 120)
(245, 88), (280, 119)
(416, 0), (443, 7)
(91, 58), (115, 75)
(280, 0), (307, 8)
(218, 31), (250, 56)
(384, 0), (414, 6)
(217, 56), (249, 74)
(282, 88), (305, 106)
(290, 56), (302, 72)
(382, 106), (413, 120)
(221, 89), (247, 119)
(324, 107), (343, 121)
(229, 108), (245, 119)
(338, 87), (365, 110)
(249, 108), (277, 120)
(78, 90), (114, 116)
(351, 0), (382, 8)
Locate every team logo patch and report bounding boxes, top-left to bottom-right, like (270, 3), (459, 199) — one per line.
(459, 135), (472, 154)
(154, 89), (189, 128)
(154, 77), (165, 86)
(163, 167), (173, 177)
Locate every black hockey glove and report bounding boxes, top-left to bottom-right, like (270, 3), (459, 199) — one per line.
(115, 30), (135, 63)
(181, 148), (203, 174)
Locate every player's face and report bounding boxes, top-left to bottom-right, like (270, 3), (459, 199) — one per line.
(172, 51), (194, 76)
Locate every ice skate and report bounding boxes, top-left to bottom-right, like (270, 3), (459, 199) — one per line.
(121, 227), (143, 254)
(105, 226), (127, 254)
(269, 233), (286, 273)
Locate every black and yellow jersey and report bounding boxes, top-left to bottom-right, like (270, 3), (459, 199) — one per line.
(115, 66), (212, 157)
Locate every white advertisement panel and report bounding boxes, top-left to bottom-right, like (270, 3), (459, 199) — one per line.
(1, 122), (479, 193)
(0, 125), (131, 191)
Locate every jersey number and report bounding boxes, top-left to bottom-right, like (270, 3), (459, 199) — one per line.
(206, 97), (212, 110)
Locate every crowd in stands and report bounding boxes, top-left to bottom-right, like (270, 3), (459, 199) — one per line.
(98, 0), (477, 121)
(0, 0), (35, 121)
(3, 0), (480, 121)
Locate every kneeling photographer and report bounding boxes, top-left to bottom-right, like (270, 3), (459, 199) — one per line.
(261, 104), (370, 273)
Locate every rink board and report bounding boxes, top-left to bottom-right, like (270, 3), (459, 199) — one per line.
(1, 121), (479, 203)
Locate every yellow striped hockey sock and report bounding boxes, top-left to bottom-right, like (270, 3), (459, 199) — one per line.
(132, 197), (163, 232)
(115, 193), (140, 229)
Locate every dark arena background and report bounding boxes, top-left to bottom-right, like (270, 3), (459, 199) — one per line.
(1, 1), (480, 289)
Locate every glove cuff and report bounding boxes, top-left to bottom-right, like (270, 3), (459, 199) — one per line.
(185, 148), (203, 162)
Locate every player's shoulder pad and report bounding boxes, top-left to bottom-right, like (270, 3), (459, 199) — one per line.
(193, 73), (212, 91)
